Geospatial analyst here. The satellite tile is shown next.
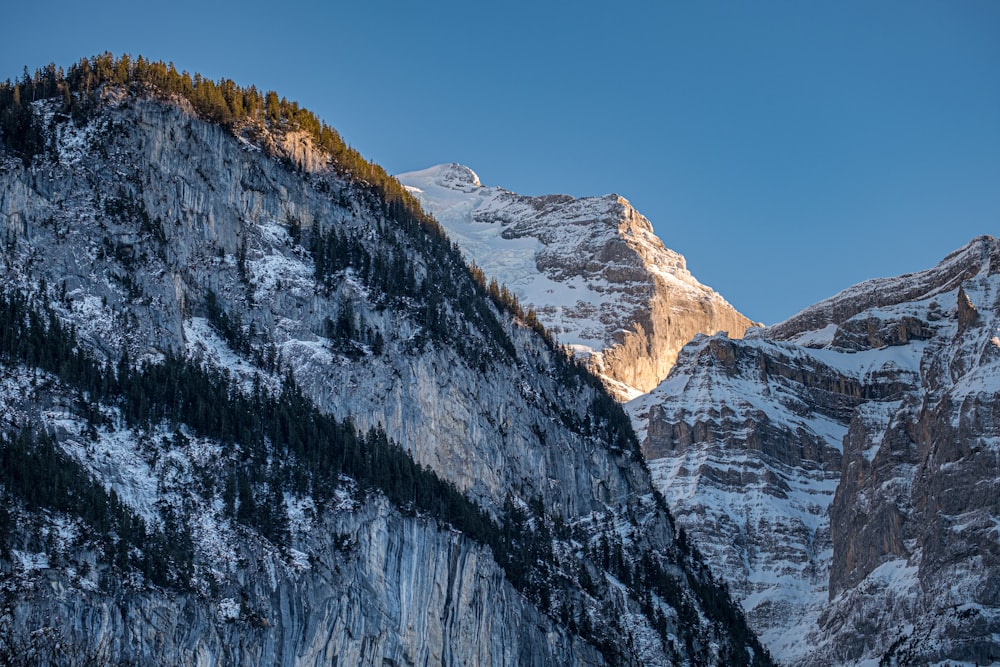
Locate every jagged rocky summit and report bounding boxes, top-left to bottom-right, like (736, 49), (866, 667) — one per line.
(0, 58), (769, 666)
(397, 163), (754, 400)
(631, 236), (1000, 665)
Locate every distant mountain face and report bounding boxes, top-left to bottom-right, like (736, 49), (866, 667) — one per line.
(0, 62), (769, 666)
(631, 236), (1000, 665)
(398, 163), (754, 400)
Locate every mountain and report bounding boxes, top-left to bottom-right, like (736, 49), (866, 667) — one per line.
(0, 55), (769, 665)
(631, 236), (1000, 665)
(397, 163), (754, 400)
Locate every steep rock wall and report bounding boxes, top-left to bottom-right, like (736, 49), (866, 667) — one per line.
(632, 237), (1000, 665)
(3, 496), (598, 666)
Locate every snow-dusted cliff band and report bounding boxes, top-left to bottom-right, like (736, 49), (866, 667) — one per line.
(398, 163), (754, 400)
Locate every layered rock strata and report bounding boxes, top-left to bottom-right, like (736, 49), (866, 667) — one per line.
(633, 236), (1000, 665)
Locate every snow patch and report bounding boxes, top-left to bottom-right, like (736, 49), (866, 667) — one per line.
(61, 423), (164, 526)
(287, 548), (311, 572)
(184, 317), (273, 393)
(217, 597), (241, 622)
(285, 494), (316, 535)
(790, 323), (838, 347)
(12, 549), (49, 572)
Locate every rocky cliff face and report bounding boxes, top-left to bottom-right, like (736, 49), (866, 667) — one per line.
(397, 164), (754, 400)
(3, 485), (599, 666)
(632, 236), (1000, 665)
(0, 80), (766, 666)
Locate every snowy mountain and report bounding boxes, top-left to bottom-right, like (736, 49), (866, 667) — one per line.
(397, 163), (754, 400)
(0, 57), (769, 666)
(631, 236), (1000, 665)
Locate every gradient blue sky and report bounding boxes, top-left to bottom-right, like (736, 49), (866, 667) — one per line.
(3, 1), (998, 324)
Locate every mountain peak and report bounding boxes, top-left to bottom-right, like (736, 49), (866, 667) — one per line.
(400, 163), (482, 192)
(397, 164), (754, 399)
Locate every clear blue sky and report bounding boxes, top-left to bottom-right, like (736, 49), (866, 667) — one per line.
(3, 1), (998, 324)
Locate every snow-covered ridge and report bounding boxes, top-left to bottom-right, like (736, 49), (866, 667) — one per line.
(399, 163), (754, 398)
(768, 235), (998, 343)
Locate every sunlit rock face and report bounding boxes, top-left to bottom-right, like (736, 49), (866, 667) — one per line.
(631, 236), (1000, 665)
(398, 163), (754, 401)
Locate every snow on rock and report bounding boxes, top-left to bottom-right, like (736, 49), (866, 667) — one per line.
(217, 597), (241, 622)
(183, 317), (273, 393)
(285, 494), (317, 536)
(247, 218), (316, 300)
(12, 550), (50, 572)
(286, 548), (311, 572)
